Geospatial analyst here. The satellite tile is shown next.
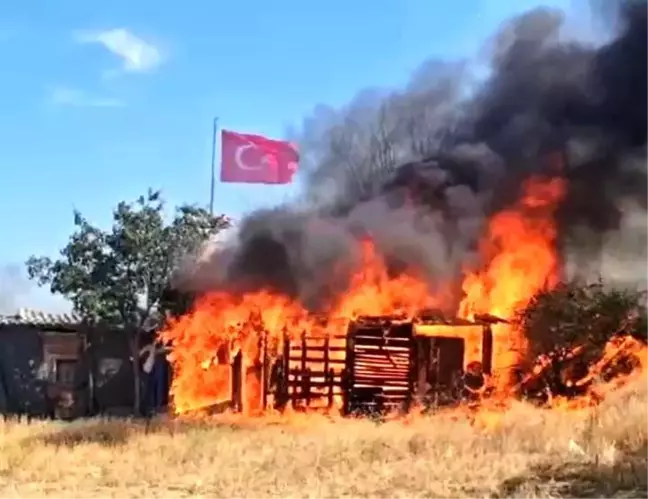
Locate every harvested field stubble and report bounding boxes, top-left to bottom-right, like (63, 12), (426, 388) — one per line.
(0, 375), (646, 498)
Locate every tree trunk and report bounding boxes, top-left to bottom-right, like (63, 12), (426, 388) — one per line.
(130, 330), (142, 416)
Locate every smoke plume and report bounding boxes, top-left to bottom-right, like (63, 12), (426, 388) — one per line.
(0, 264), (32, 315)
(178, 0), (647, 309)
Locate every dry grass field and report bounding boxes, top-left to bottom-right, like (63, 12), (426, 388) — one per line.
(0, 377), (646, 498)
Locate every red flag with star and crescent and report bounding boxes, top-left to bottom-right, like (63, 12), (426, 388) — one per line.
(220, 130), (299, 184)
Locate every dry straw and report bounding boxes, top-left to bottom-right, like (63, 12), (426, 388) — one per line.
(0, 373), (645, 498)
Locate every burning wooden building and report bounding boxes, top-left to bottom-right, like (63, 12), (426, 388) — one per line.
(205, 310), (501, 416)
(160, 164), (648, 415)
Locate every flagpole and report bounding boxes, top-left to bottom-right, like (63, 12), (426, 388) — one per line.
(209, 117), (219, 215)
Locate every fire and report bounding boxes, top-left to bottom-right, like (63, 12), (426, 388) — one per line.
(330, 239), (442, 318)
(457, 176), (567, 390)
(158, 173), (646, 418)
(160, 290), (311, 414)
(160, 238), (439, 415)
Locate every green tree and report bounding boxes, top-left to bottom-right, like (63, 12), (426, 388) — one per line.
(26, 189), (230, 414)
(514, 279), (647, 397)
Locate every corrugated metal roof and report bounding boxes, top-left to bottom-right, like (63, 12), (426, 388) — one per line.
(0, 308), (163, 331)
(0, 308), (83, 328)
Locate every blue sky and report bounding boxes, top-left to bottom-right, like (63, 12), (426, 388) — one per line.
(0, 0), (577, 312)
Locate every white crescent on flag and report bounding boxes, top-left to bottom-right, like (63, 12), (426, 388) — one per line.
(235, 144), (263, 171)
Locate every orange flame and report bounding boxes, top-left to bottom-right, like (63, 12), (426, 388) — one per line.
(160, 239), (441, 414)
(330, 239), (443, 318)
(159, 173), (645, 418)
(457, 176), (567, 390)
(161, 291), (306, 413)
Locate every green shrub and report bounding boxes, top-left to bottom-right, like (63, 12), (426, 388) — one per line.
(513, 279), (647, 398)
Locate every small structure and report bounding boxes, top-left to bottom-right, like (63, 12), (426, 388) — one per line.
(216, 311), (499, 416)
(0, 309), (164, 419)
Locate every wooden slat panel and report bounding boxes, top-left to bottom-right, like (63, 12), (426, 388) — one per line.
(353, 332), (411, 341)
(288, 356), (346, 364)
(284, 391), (344, 400)
(287, 371), (340, 381)
(354, 356), (409, 363)
(354, 369), (409, 376)
(354, 362), (409, 371)
(354, 362), (408, 369)
(347, 319), (416, 415)
(354, 371), (409, 380)
(290, 345), (347, 352)
(287, 382), (344, 391)
(354, 362), (409, 369)
(354, 364), (409, 372)
(353, 335), (410, 346)
(353, 387), (409, 394)
(353, 381), (409, 388)
(288, 369), (343, 379)
(354, 345), (410, 353)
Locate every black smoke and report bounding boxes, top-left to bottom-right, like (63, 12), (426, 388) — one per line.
(178, 0), (647, 309)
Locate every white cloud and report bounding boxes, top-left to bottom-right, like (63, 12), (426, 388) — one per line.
(74, 28), (163, 73)
(49, 86), (124, 108)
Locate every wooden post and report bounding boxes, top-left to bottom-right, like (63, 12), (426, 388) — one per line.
(327, 368), (334, 409)
(261, 330), (269, 410)
(323, 334), (332, 410)
(231, 351), (243, 412)
(299, 331), (307, 409)
(414, 337), (428, 408)
(340, 368), (348, 415)
(291, 372), (299, 409)
(323, 335), (330, 384)
(482, 325), (493, 376)
(303, 367), (311, 407)
(300, 331), (307, 373)
(343, 323), (356, 416)
(432, 341), (442, 407)
(282, 332), (290, 409)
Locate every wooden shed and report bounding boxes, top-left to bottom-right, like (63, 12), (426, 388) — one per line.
(0, 309), (142, 419)
(207, 311), (500, 416)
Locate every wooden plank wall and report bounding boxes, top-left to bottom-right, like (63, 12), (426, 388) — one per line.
(265, 332), (347, 411)
(345, 320), (414, 415)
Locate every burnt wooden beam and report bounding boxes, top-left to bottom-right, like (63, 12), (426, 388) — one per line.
(482, 325), (493, 376)
(302, 367), (312, 407)
(231, 351), (243, 413)
(474, 313), (509, 324)
(261, 330), (269, 410)
(415, 337), (428, 407)
(343, 324), (356, 416)
(327, 368), (335, 408)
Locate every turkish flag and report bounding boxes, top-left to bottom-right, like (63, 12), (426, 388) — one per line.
(220, 130), (299, 185)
